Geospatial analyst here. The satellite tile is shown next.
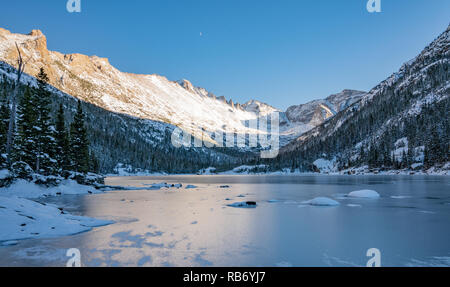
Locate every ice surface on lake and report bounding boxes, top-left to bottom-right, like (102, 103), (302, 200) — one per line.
(0, 175), (449, 267)
(346, 204), (362, 208)
(267, 199), (281, 203)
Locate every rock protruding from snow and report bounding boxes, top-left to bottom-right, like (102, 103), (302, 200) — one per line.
(348, 190), (380, 198)
(302, 197), (340, 206)
(227, 201), (257, 208)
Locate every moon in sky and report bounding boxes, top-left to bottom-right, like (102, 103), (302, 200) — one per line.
(200, 32), (203, 37)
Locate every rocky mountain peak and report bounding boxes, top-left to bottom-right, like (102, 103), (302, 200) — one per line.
(177, 79), (195, 93)
(29, 29), (44, 37)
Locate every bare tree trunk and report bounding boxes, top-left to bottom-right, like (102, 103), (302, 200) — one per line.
(6, 43), (26, 166)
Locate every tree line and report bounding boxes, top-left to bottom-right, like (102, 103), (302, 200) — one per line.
(0, 67), (97, 179)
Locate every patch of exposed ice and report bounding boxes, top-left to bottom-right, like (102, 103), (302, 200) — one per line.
(275, 261), (293, 267)
(1, 240), (18, 246)
(418, 210), (436, 214)
(267, 199), (281, 203)
(406, 256), (450, 267)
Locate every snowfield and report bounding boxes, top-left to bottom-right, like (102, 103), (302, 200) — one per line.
(0, 179), (113, 243)
(0, 196), (112, 242)
(0, 179), (102, 199)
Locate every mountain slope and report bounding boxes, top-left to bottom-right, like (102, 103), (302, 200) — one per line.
(286, 89), (366, 127)
(0, 60), (239, 174)
(0, 28), (369, 150)
(0, 28), (282, 145)
(277, 25), (450, 173)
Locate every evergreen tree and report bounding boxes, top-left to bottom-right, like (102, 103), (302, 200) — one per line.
(0, 100), (10, 167)
(89, 150), (99, 174)
(70, 100), (90, 173)
(55, 103), (71, 173)
(15, 86), (38, 169)
(34, 68), (57, 175)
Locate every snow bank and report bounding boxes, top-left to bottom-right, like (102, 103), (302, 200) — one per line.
(226, 201), (257, 208)
(0, 169), (10, 180)
(313, 158), (337, 173)
(348, 190), (380, 198)
(227, 165), (268, 174)
(119, 182), (183, 190)
(0, 196), (112, 242)
(108, 163), (167, 177)
(197, 167), (217, 175)
(0, 179), (101, 199)
(302, 197), (340, 206)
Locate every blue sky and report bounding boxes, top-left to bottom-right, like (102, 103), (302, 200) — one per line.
(1, 0), (449, 109)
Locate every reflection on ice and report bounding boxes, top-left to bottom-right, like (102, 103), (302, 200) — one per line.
(0, 175), (448, 267)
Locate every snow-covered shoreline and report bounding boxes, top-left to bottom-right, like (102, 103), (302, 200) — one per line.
(105, 166), (450, 178)
(0, 179), (113, 244)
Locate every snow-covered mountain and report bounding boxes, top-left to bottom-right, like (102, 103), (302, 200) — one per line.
(0, 28), (367, 149)
(0, 29), (264, 144)
(279, 25), (449, 173)
(286, 89), (366, 127)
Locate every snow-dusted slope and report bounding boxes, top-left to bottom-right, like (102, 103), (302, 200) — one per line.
(286, 89), (366, 126)
(280, 25), (449, 172)
(0, 27), (366, 149)
(0, 28), (273, 144)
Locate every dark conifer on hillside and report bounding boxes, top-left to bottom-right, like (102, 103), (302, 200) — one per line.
(15, 86), (38, 169)
(0, 100), (10, 167)
(34, 68), (58, 175)
(70, 100), (90, 173)
(55, 103), (71, 173)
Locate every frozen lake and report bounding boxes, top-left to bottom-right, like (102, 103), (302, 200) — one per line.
(1, 175), (449, 267)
